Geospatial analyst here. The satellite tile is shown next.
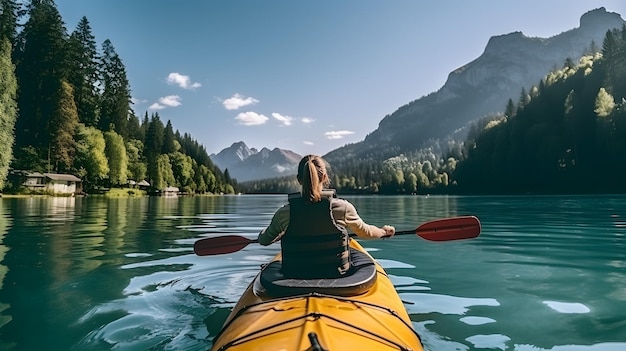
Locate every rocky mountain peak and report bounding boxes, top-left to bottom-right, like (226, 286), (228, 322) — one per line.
(580, 7), (623, 28)
(209, 142), (302, 182)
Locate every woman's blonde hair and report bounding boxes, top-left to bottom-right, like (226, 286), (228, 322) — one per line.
(297, 155), (330, 202)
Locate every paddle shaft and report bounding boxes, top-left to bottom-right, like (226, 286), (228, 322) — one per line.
(193, 216), (480, 256)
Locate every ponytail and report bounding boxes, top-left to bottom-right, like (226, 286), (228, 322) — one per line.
(297, 155), (330, 203)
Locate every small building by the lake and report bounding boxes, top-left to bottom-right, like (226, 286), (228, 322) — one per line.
(11, 171), (82, 195)
(162, 186), (179, 197)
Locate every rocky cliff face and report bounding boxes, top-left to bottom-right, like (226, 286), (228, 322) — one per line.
(210, 142), (302, 182)
(326, 7), (625, 161)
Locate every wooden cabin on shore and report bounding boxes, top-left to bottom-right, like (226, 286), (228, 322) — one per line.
(10, 171), (82, 195)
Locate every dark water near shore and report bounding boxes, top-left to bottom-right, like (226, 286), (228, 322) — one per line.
(0, 194), (624, 350)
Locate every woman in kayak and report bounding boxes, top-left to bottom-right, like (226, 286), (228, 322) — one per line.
(258, 154), (394, 278)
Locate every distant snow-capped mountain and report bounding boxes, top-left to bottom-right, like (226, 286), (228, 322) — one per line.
(210, 141), (302, 182)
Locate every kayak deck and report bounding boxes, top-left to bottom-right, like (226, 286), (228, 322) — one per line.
(210, 239), (423, 351)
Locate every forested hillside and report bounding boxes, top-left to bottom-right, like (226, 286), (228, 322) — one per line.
(0, 0), (237, 194)
(453, 25), (626, 194)
(324, 9), (623, 168)
(243, 25), (626, 195)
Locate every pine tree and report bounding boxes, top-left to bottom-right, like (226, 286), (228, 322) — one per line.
(601, 29), (618, 61)
(0, 37), (17, 189)
(0, 0), (23, 47)
(49, 81), (79, 172)
(517, 87), (530, 113)
(126, 114), (142, 140)
(145, 113), (164, 185)
(15, 0), (68, 154)
(99, 38), (131, 138)
(162, 119), (176, 154)
(140, 111), (149, 142)
(67, 16), (99, 127)
(504, 98), (516, 118)
(145, 113), (164, 158)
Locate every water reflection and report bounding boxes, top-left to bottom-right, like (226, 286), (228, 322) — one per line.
(0, 200), (13, 336)
(74, 197), (276, 350)
(0, 195), (624, 351)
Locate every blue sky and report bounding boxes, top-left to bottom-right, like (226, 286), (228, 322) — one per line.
(55, 1), (624, 156)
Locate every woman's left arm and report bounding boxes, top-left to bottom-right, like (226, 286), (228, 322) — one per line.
(257, 205), (290, 245)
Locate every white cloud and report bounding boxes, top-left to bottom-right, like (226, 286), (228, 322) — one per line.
(235, 111), (269, 126)
(148, 95), (182, 110)
(301, 117), (314, 124)
(159, 95), (182, 107)
(304, 141), (314, 145)
(324, 130), (354, 139)
(148, 103), (166, 110)
(272, 112), (293, 126)
(223, 93), (259, 110)
(167, 72), (201, 89)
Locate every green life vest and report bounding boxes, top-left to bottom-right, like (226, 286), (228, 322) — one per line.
(280, 192), (350, 278)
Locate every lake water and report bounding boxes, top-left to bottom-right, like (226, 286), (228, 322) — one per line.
(0, 194), (624, 351)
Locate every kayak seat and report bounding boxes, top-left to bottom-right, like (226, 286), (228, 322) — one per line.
(258, 249), (377, 297)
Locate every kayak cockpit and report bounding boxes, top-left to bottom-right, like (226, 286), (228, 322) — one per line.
(210, 239), (424, 351)
(255, 249), (377, 297)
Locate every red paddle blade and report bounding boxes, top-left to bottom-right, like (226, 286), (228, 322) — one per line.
(415, 216), (481, 241)
(193, 235), (257, 256)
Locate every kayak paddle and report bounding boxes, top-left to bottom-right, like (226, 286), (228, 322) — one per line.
(193, 215), (480, 256)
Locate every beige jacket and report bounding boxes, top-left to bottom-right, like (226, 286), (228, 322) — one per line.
(258, 198), (386, 245)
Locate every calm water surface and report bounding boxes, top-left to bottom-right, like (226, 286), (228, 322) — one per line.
(0, 195), (624, 351)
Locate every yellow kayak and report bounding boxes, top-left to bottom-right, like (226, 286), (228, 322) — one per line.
(210, 238), (423, 351)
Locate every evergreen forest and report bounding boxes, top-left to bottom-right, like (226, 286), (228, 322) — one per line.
(0, 0), (237, 194)
(242, 25), (626, 195)
(454, 25), (626, 194)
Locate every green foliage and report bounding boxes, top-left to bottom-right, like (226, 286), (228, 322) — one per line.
(169, 151), (194, 188)
(505, 98), (516, 118)
(194, 164), (217, 194)
(67, 16), (99, 127)
(125, 138), (146, 181)
(0, 37), (17, 189)
(15, 0), (67, 153)
(145, 113), (164, 158)
(74, 124), (109, 189)
(162, 120), (176, 154)
(453, 25), (626, 194)
(0, 0), (22, 46)
(240, 174), (300, 194)
(49, 80), (79, 172)
(104, 130), (128, 186)
(99, 39), (131, 137)
(153, 154), (175, 190)
(223, 184), (235, 194)
(594, 87), (615, 117)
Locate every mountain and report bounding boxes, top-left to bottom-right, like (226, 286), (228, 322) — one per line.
(325, 7), (625, 162)
(210, 142), (302, 182)
(209, 141), (257, 171)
